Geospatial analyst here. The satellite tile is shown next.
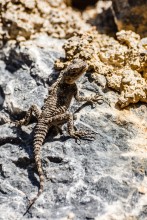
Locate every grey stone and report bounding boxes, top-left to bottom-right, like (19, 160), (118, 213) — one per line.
(0, 35), (147, 220)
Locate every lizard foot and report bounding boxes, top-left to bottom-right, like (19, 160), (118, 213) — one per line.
(70, 130), (95, 143)
(14, 119), (29, 126)
(88, 95), (103, 108)
(92, 95), (110, 106)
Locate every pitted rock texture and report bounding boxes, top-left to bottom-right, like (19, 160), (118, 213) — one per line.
(0, 0), (89, 41)
(0, 35), (147, 220)
(112, 0), (147, 37)
(56, 29), (147, 108)
(1, 0), (147, 45)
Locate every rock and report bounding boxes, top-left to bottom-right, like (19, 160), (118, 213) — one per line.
(82, 0), (117, 36)
(0, 36), (65, 113)
(56, 29), (147, 108)
(0, 35), (147, 220)
(118, 69), (147, 108)
(71, 0), (98, 10)
(0, 0), (90, 41)
(112, 0), (147, 37)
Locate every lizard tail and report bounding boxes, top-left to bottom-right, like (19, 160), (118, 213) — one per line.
(23, 123), (48, 216)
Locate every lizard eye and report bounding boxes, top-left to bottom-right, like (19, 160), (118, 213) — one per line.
(71, 69), (76, 74)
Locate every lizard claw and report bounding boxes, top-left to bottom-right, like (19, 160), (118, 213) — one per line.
(90, 95), (111, 107)
(94, 95), (103, 103)
(70, 130), (96, 142)
(80, 130), (96, 141)
(14, 120), (24, 127)
(14, 119), (29, 126)
(94, 95), (111, 106)
(88, 95), (104, 108)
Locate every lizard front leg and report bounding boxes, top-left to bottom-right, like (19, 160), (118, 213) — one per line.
(74, 89), (103, 104)
(15, 104), (41, 126)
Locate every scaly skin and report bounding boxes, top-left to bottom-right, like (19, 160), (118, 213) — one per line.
(15, 59), (102, 214)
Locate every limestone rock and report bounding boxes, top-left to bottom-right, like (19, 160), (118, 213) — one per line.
(56, 29), (147, 108)
(0, 0), (89, 41)
(118, 69), (147, 108)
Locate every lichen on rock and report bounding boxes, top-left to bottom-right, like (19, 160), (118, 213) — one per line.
(56, 29), (147, 108)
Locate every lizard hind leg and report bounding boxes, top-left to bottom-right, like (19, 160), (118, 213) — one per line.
(15, 104), (41, 126)
(46, 112), (95, 141)
(67, 113), (95, 141)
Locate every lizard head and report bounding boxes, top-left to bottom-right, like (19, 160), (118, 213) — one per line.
(63, 59), (88, 84)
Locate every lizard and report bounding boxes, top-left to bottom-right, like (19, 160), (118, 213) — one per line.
(14, 58), (103, 214)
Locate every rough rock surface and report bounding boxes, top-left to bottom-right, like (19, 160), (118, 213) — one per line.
(0, 0), (89, 41)
(1, 0), (147, 44)
(0, 35), (147, 220)
(112, 0), (147, 37)
(55, 29), (147, 108)
(82, 0), (117, 36)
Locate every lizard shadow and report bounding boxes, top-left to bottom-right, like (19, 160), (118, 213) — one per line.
(11, 124), (70, 189)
